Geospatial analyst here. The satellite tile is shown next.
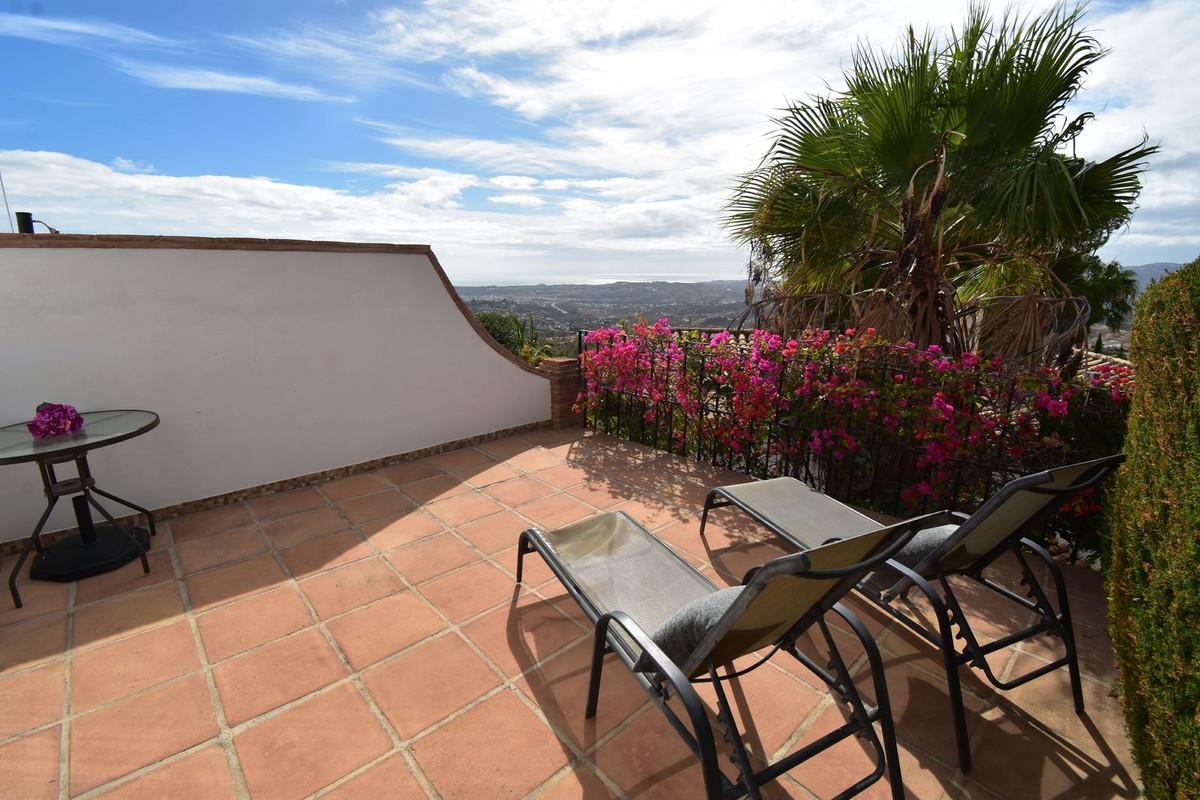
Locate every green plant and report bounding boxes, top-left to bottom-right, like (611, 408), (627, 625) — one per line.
(1107, 256), (1200, 798)
(727, 5), (1156, 357)
(476, 311), (523, 353)
(475, 311), (551, 366)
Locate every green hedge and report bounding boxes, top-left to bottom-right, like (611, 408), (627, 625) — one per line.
(1107, 256), (1200, 798)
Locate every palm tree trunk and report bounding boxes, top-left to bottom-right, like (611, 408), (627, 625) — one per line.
(895, 138), (958, 352)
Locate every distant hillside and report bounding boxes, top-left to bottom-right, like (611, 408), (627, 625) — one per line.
(460, 266), (1185, 355)
(458, 280), (745, 307)
(458, 280), (748, 348)
(1129, 262), (1180, 293)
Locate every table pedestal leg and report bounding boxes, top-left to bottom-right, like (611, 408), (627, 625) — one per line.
(10, 454), (153, 609)
(74, 495), (97, 545)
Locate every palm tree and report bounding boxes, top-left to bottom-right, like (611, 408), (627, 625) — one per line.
(1056, 253), (1138, 332)
(727, 4), (1156, 360)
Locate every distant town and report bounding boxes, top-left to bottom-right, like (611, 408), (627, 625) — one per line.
(458, 279), (749, 352)
(460, 263), (1178, 356)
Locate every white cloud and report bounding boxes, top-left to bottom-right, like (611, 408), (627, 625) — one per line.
(0, 150), (734, 283)
(489, 175), (540, 190)
(321, 162), (480, 207)
(113, 59), (354, 103)
(488, 193), (545, 208)
(0, 11), (173, 48)
(387, 173), (478, 208)
(368, 1), (707, 61)
(109, 156), (156, 174)
(222, 31), (438, 91)
(1064, 0), (1200, 264)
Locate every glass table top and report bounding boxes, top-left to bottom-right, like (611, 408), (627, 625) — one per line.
(0, 410), (159, 465)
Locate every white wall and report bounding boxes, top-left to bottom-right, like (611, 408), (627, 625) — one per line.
(0, 242), (550, 542)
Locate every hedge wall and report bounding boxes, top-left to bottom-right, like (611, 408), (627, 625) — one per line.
(1107, 256), (1200, 798)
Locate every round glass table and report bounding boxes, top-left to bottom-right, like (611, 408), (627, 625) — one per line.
(1, 410), (160, 608)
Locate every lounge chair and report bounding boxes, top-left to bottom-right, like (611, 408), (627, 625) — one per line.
(699, 454), (1125, 771)
(516, 508), (954, 799)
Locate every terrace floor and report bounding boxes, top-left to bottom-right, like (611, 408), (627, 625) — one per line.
(0, 428), (1139, 799)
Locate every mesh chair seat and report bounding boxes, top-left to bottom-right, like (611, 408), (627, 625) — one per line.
(710, 478), (881, 549)
(535, 513), (716, 654)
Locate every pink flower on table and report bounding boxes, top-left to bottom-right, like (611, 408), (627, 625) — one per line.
(26, 403), (85, 439)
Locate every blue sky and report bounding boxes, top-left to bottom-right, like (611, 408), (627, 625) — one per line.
(1, 0), (1196, 284)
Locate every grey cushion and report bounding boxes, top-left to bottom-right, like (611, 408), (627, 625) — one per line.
(634, 586), (744, 672)
(893, 524), (959, 570)
(866, 523), (958, 588)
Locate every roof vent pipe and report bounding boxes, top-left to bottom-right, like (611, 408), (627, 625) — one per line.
(15, 213), (59, 234)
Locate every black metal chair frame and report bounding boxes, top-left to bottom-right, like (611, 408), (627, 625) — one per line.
(700, 456), (1124, 773)
(515, 512), (952, 800)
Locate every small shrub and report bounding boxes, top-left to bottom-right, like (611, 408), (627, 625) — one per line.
(1107, 256), (1200, 798)
(476, 311), (524, 353)
(475, 311), (550, 367)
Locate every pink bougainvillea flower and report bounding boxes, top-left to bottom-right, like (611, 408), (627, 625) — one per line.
(575, 318), (1132, 524)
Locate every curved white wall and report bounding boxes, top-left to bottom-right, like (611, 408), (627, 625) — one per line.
(0, 240), (550, 542)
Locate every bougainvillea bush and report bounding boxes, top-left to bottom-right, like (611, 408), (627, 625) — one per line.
(577, 319), (1132, 553)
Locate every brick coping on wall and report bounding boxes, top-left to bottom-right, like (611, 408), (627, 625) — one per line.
(0, 233), (549, 379)
(0, 420), (552, 555)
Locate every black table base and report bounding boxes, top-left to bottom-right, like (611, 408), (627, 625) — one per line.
(9, 454), (156, 608)
(29, 524), (151, 582)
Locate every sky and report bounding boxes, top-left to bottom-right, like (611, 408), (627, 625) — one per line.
(0, 0), (1196, 285)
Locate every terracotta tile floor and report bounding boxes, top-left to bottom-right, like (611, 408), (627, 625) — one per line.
(0, 429), (1141, 799)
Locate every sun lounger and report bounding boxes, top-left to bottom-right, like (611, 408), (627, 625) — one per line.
(516, 509), (951, 798)
(699, 454), (1125, 771)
